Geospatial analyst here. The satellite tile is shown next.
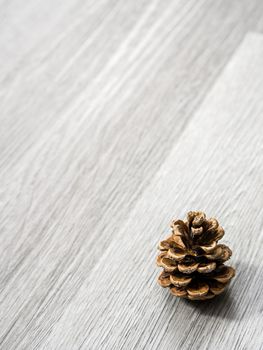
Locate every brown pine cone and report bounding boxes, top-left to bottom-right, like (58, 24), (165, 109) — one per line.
(157, 211), (235, 300)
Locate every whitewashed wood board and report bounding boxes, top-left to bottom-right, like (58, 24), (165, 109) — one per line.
(39, 33), (263, 349)
(0, 0), (263, 348)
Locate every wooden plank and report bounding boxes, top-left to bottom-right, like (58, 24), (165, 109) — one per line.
(37, 32), (263, 349)
(0, 0), (263, 348)
(0, 0), (154, 171)
(1, 0), (263, 175)
(1, 0), (263, 299)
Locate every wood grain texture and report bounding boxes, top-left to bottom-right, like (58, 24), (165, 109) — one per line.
(0, 0), (263, 349)
(36, 32), (263, 350)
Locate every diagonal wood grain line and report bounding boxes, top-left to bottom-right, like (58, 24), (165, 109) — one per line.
(38, 32), (263, 350)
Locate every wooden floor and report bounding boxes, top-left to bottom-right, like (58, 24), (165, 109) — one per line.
(1, 1), (263, 349)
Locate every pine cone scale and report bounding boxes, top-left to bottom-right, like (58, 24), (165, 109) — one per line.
(170, 274), (192, 287)
(209, 280), (226, 295)
(167, 248), (186, 261)
(158, 271), (171, 287)
(178, 261), (199, 274)
(159, 257), (178, 272)
(170, 286), (188, 297)
(187, 281), (209, 297)
(198, 241), (217, 253)
(197, 261), (216, 273)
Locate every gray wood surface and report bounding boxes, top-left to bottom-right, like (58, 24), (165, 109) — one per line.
(1, 1), (263, 349)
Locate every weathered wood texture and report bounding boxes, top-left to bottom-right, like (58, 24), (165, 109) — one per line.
(0, 1), (263, 349)
(40, 32), (263, 350)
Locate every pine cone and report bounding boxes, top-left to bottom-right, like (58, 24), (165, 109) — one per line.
(157, 211), (235, 300)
